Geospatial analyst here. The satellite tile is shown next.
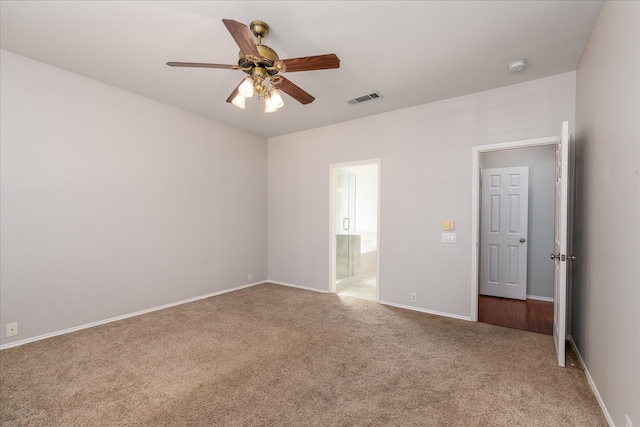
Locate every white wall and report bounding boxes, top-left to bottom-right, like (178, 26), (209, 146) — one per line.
(268, 72), (575, 318)
(573, 1), (640, 425)
(0, 50), (268, 347)
(481, 145), (556, 299)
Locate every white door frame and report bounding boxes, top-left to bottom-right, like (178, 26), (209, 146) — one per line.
(329, 158), (381, 301)
(470, 137), (557, 321)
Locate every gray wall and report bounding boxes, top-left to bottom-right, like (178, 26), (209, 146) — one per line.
(480, 145), (556, 300)
(573, 1), (640, 425)
(268, 72), (576, 318)
(0, 50), (269, 347)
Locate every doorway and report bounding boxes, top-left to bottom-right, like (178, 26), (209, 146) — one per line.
(472, 123), (572, 367)
(330, 159), (380, 302)
(471, 138), (558, 324)
(478, 150), (556, 335)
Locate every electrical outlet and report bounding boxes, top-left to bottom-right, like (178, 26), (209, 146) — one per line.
(6, 322), (18, 338)
(247, 273), (253, 282)
(625, 414), (633, 427)
(410, 293), (417, 303)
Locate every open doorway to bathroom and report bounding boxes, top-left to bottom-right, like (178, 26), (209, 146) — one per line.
(330, 159), (380, 301)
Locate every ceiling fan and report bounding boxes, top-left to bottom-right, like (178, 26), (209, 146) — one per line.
(167, 19), (340, 112)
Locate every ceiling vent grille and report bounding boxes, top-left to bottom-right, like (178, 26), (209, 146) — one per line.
(347, 92), (383, 105)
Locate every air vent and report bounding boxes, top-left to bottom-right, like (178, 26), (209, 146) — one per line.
(347, 92), (383, 105)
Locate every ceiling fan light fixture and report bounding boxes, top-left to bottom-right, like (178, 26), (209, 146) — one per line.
(168, 19), (340, 110)
(231, 93), (246, 109)
(238, 77), (254, 98)
(269, 88), (284, 109)
(264, 96), (278, 113)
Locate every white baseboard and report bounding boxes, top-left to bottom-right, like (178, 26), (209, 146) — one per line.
(270, 281), (469, 321)
(270, 283), (470, 322)
(526, 294), (554, 302)
(268, 280), (329, 293)
(568, 335), (614, 427)
(0, 281), (267, 350)
(269, 279), (471, 321)
(379, 300), (472, 321)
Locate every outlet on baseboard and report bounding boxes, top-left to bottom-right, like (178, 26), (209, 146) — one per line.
(6, 322), (18, 338)
(247, 273), (253, 282)
(410, 293), (417, 303)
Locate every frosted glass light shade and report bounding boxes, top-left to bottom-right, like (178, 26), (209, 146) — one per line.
(238, 78), (254, 98)
(264, 97), (278, 113)
(269, 88), (284, 109)
(231, 93), (246, 109)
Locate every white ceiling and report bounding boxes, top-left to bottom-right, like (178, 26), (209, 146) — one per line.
(0, 1), (602, 138)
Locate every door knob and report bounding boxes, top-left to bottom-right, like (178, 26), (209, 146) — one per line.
(519, 238), (526, 243)
(550, 253), (560, 260)
(567, 255), (577, 261)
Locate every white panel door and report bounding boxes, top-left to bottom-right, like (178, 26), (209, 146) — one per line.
(552, 121), (570, 367)
(480, 167), (529, 300)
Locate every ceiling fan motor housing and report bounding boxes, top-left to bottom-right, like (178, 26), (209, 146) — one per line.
(236, 20), (283, 76)
(238, 45), (281, 75)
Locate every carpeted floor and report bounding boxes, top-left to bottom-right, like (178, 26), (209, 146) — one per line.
(0, 283), (606, 426)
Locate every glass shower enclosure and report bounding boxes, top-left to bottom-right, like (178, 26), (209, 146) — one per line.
(335, 170), (360, 281)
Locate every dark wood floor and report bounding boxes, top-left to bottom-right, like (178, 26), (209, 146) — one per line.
(478, 295), (554, 335)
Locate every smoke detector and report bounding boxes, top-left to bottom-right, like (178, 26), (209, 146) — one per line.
(508, 60), (527, 72)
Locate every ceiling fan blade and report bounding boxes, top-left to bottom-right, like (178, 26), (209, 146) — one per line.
(167, 62), (238, 69)
(222, 19), (260, 57)
(278, 77), (315, 105)
(281, 54), (340, 72)
(225, 81), (242, 104)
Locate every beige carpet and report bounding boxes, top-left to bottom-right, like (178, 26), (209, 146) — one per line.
(0, 283), (606, 426)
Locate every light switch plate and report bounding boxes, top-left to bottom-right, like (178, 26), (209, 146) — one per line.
(441, 232), (456, 243)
